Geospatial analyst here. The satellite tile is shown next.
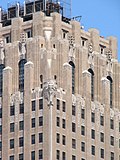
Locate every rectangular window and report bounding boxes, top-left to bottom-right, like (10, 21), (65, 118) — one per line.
(56, 133), (60, 143)
(72, 139), (76, 149)
(39, 99), (43, 110)
(31, 134), (35, 144)
(72, 122), (76, 132)
(0, 108), (2, 118)
(72, 155), (76, 160)
(32, 100), (36, 111)
(0, 125), (2, 134)
(10, 155), (14, 160)
(0, 141), (2, 151)
(39, 149), (43, 159)
(62, 135), (66, 145)
(111, 152), (114, 160)
(10, 139), (14, 149)
(119, 139), (120, 148)
(81, 37), (87, 47)
(62, 101), (66, 112)
(10, 123), (14, 132)
(119, 122), (120, 132)
(81, 142), (85, 152)
(19, 121), (24, 131)
(62, 152), (66, 160)
(31, 118), (35, 128)
(91, 129), (95, 139)
(91, 112), (95, 123)
(81, 126), (85, 136)
(10, 105), (15, 116)
(81, 109), (85, 119)
(72, 105), (76, 116)
(110, 119), (114, 129)
(39, 116), (43, 126)
(4, 34), (11, 43)
(100, 132), (104, 142)
(39, 133), (43, 143)
(100, 115), (104, 126)
(110, 136), (114, 146)
(19, 153), (23, 160)
(31, 151), (35, 160)
(57, 117), (60, 127)
(62, 119), (66, 129)
(91, 145), (95, 155)
(57, 99), (60, 110)
(19, 137), (24, 147)
(56, 150), (60, 160)
(100, 148), (104, 158)
(19, 103), (24, 114)
(25, 28), (32, 38)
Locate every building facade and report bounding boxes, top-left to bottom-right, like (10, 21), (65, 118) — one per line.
(0, 1), (120, 160)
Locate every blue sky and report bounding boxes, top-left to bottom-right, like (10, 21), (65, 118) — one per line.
(1, 0), (120, 61)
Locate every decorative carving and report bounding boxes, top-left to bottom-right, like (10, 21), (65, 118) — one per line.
(110, 109), (114, 118)
(0, 39), (5, 62)
(19, 32), (27, 57)
(68, 34), (75, 62)
(72, 94), (76, 106)
(43, 80), (57, 106)
(88, 42), (94, 67)
(106, 49), (112, 73)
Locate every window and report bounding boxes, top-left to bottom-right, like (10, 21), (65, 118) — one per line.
(19, 103), (24, 114)
(39, 133), (43, 143)
(81, 142), (85, 152)
(91, 129), (95, 139)
(91, 112), (95, 123)
(119, 139), (120, 148)
(81, 109), (85, 119)
(110, 119), (114, 129)
(107, 76), (113, 107)
(111, 152), (114, 160)
(19, 121), (24, 130)
(62, 29), (68, 39)
(72, 155), (76, 160)
(19, 137), (24, 147)
(72, 139), (76, 149)
(0, 125), (2, 134)
(81, 126), (85, 136)
(57, 99), (60, 110)
(110, 136), (114, 146)
(0, 64), (5, 97)
(119, 122), (120, 132)
(31, 151), (35, 160)
(32, 100), (36, 111)
(4, 34), (11, 43)
(72, 105), (76, 116)
(100, 148), (104, 158)
(72, 122), (76, 132)
(100, 132), (104, 142)
(0, 108), (2, 118)
(10, 123), (14, 132)
(100, 115), (104, 126)
(62, 119), (66, 129)
(81, 37), (87, 47)
(0, 141), (2, 151)
(19, 153), (23, 160)
(10, 155), (14, 160)
(10, 105), (15, 116)
(62, 152), (66, 160)
(39, 99), (43, 109)
(69, 61), (75, 94)
(56, 150), (60, 160)
(31, 134), (35, 144)
(39, 149), (43, 159)
(88, 68), (94, 101)
(19, 59), (27, 91)
(57, 117), (60, 127)
(100, 45), (105, 54)
(39, 116), (43, 126)
(31, 118), (35, 128)
(56, 133), (60, 143)
(10, 139), (14, 149)
(62, 101), (66, 112)
(62, 135), (66, 145)
(25, 28), (32, 38)
(91, 145), (95, 155)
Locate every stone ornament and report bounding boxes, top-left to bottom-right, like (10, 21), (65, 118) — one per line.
(72, 94), (76, 106)
(110, 109), (114, 118)
(68, 34), (75, 62)
(88, 42), (94, 66)
(0, 39), (5, 62)
(106, 49), (113, 73)
(19, 32), (27, 56)
(91, 102), (95, 111)
(43, 79), (57, 106)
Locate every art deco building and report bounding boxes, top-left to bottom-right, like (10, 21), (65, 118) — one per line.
(0, 0), (120, 160)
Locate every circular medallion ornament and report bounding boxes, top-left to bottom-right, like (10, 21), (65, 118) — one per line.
(88, 43), (93, 53)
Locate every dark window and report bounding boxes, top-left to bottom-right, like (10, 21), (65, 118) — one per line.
(39, 116), (43, 126)
(62, 101), (66, 112)
(56, 133), (60, 143)
(100, 148), (104, 158)
(72, 105), (76, 116)
(19, 121), (24, 130)
(39, 149), (43, 159)
(0, 64), (5, 97)
(56, 150), (60, 160)
(19, 59), (27, 91)
(19, 103), (24, 114)
(62, 119), (66, 129)
(72, 139), (76, 149)
(81, 109), (85, 119)
(81, 158), (85, 160)
(10, 139), (14, 149)
(19, 137), (24, 147)
(31, 118), (35, 128)
(72, 155), (76, 160)
(10, 155), (14, 160)
(110, 136), (114, 146)
(10, 123), (14, 132)
(110, 119), (114, 129)
(57, 99), (60, 110)
(39, 133), (43, 143)
(72, 122), (76, 132)
(62, 152), (66, 160)
(31, 151), (35, 160)
(62, 135), (66, 145)
(107, 76), (113, 107)
(10, 105), (15, 116)
(5, 34), (11, 43)
(91, 145), (95, 155)
(91, 129), (95, 139)
(81, 142), (85, 152)
(0, 125), (2, 134)
(111, 152), (114, 160)
(69, 61), (75, 94)
(81, 126), (85, 136)
(0, 141), (2, 151)
(19, 153), (23, 160)
(100, 132), (104, 142)
(0, 108), (2, 118)
(31, 134), (35, 144)
(26, 29), (32, 38)
(57, 117), (60, 127)
(88, 68), (94, 101)
(100, 115), (104, 126)
(91, 112), (95, 123)
(32, 100), (36, 111)
(39, 99), (43, 109)
(119, 122), (120, 132)
(119, 139), (120, 148)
